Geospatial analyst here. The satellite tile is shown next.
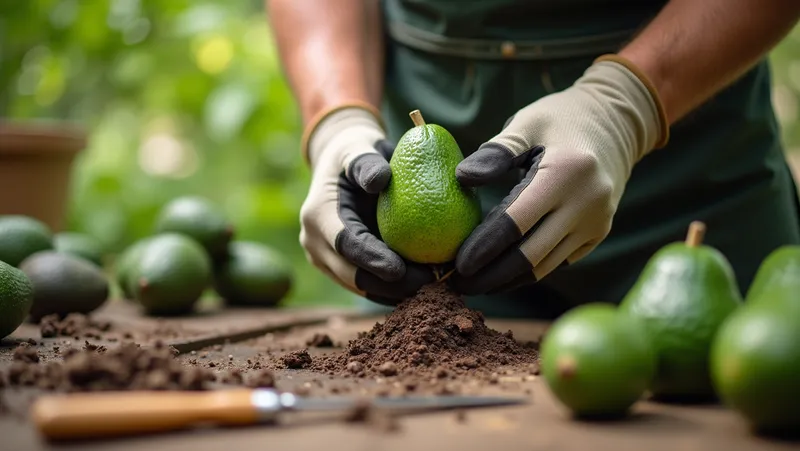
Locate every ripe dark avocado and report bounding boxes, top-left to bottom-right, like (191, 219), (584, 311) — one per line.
(0, 215), (53, 267)
(19, 251), (109, 322)
(154, 196), (234, 260)
(0, 259), (34, 339)
(619, 222), (743, 401)
(213, 241), (292, 307)
(54, 232), (105, 267)
(129, 233), (211, 316)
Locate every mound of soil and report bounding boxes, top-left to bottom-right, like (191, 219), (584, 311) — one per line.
(309, 283), (539, 381)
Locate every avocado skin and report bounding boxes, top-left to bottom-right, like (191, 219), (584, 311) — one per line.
(115, 238), (154, 300)
(0, 259), (34, 338)
(213, 241), (292, 307)
(129, 233), (211, 316)
(154, 197), (234, 261)
(19, 251), (109, 322)
(0, 215), (54, 267)
(745, 245), (800, 305)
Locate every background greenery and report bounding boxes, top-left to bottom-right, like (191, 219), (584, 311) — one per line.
(2, 0), (799, 308)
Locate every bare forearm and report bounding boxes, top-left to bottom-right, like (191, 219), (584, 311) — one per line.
(267, 0), (384, 124)
(620, 0), (800, 124)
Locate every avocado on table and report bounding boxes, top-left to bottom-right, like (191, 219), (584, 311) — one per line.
(619, 221), (743, 401)
(128, 233), (211, 316)
(154, 196), (234, 261)
(213, 241), (292, 307)
(0, 215), (53, 267)
(745, 245), (800, 305)
(711, 292), (800, 435)
(54, 232), (105, 267)
(0, 259), (33, 339)
(377, 110), (482, 265)
(114, 237), (154, 300)
(19, 251), (109, 322)
(540, 303), (656, 419)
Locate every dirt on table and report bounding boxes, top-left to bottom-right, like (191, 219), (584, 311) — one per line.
(0, 282), (541, 426)
(278, 283), (542, 395)
(3, 340), (214, 392)
(39, 313), (113, 340)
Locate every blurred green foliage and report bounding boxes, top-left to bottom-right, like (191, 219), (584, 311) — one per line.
(1, 0), (799, 307)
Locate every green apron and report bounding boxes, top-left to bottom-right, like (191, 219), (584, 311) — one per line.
(371, 0), (800, 319)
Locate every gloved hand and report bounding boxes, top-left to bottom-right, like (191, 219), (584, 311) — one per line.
(300, 105), (436, 305)
(450, 55), (669, 295)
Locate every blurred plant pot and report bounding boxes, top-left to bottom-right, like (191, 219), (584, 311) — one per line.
(0, 120), (87, 232)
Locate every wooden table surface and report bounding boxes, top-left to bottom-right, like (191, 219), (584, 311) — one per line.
(1, 302), (797, 451)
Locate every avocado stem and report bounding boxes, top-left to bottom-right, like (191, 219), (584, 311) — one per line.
(556, 356), (577, 379)
(685, 221), (706, 247)
(409, 109), (426, 126)
(435, 267), (455, 283)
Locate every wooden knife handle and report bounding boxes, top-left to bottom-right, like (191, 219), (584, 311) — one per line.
(31, 390), (259, 441)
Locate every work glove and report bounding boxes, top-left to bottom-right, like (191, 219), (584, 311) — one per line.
(300, 105), (436, 305)
(450, 55), (669, 295)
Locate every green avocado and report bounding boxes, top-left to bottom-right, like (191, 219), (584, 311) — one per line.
(376, 110), (482, 264)
(54, 232), (105, 267)
(114, 238), (154, 300)
(540, 303), (656, 419)
(0, 259), (34, 339)
(154, 196), (234, 260)
(619, 222), (743, 401)
(711, 293), (800, 435)
(213, 241), (293, 307)
(20, 251), (109, 322)
(745, 245), (800, 306)
(0, 215), (53, 267)
(128, 233), (211, 316)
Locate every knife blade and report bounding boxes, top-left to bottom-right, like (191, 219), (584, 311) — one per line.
(31, 388), (528, 441)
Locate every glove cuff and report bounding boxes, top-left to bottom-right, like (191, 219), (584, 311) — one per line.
(593, 54), (670, 151)
(301, 102), (386, 168)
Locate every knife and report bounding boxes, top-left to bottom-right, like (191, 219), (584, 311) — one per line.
(31, 389), (527, 441)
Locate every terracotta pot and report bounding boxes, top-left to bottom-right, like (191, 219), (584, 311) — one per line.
(0, 120), (87, 232)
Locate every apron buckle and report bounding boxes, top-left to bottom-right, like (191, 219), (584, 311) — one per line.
(500, 41), (517, 59)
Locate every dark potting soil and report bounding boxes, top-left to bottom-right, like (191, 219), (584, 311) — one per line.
(308, 283), (539, 380)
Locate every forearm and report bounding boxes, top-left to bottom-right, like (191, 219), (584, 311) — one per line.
(619, 0), (800, 124)
(266, 0), (384, 124)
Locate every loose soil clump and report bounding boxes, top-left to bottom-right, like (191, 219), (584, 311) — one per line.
(307, 333), (335, 348)
(311, 283), (539, 381)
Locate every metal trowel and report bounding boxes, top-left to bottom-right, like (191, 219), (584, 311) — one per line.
(31, 388), (528, 441)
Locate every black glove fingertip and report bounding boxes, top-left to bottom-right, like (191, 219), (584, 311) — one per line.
(451, 248), (534, 296)
(348, 153), (392, 194)
(456, 142), (516, 187)
(355, 262), (435, 301)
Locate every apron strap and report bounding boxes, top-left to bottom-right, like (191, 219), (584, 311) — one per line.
(387, 20), (638, 61)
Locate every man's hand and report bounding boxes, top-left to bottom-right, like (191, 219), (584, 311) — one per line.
(301, 106), (435, 304)
(450, 57), (669, 295)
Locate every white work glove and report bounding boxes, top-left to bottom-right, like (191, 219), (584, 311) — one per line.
(300, 105), (435, 304)
(450, 55), (669, 295)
